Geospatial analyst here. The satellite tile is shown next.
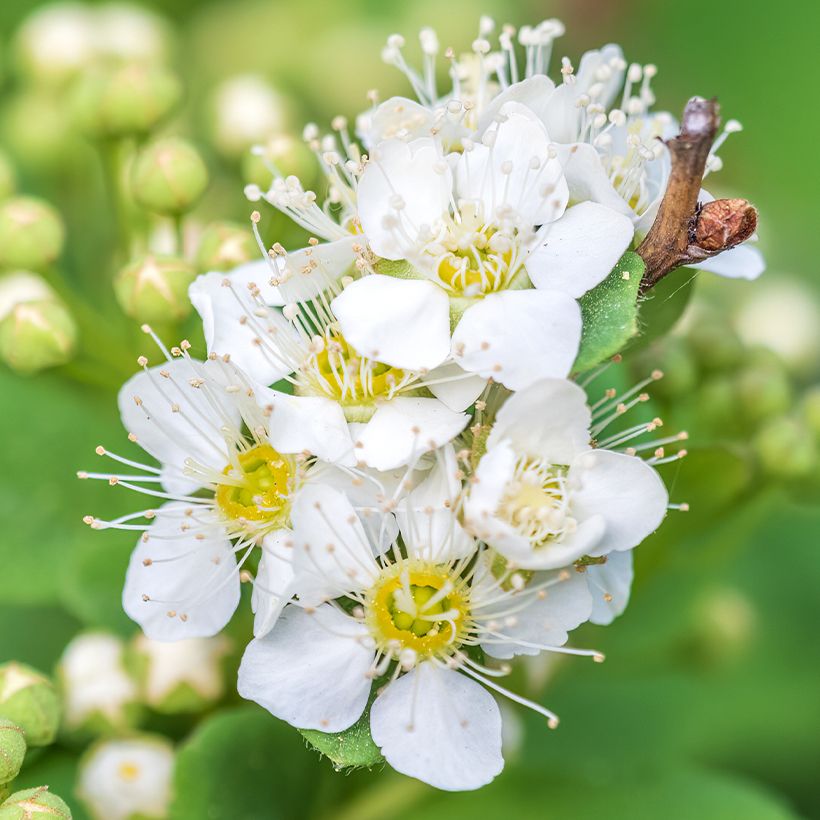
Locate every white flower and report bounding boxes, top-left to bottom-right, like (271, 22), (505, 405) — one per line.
(463, 379), (669, 571)
(78, 736), (174, 820)
(189, 245), (472, 471)
(57, 632), (138, 731)
(238, 448), (603, 791)
(133, 634), (231, 710)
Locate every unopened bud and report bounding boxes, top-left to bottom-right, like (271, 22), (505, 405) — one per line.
(0, 663), (60, 747)
(0, 721), (26, 786)
(131, 138), (208, 216)
(241, 134), (315, 189)
(0, 271), (56, 319)
(132, 634), (230, 713)
(72, 64), (181, 138)
(0, 197), (64, 271)
(57, 633), (141, 737)
(0, 299), (77, 375)
(195, 222), (257, 272)
(695, 198), (757, 252)
(753, 416), (817, 480)
(77, 736), (174, 820)
(115, 255), (197, 323)
(0, 787), (71, 819)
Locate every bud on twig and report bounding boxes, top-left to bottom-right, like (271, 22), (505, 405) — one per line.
(0, 663), (61, 747)
(0, 721), (26, 786)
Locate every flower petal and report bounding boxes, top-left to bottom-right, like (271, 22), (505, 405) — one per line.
(353, 397), (469, 471)
(476, 75), (557, 135)
(238, 604), (372, 732)
(690, 244), (765, 280)
(570, 449), (668, 554)
(426, 361), (487, 412)
(357, 96), (436, 148)
(331, 275), (451, 370)
(275, 236), (360, 302)
(357, 138), (451, 259)
(526, 202), (634, 297)
(290, 483), (379, 600)
(189, 261), (292, 386)
(557, 143), (633, 216)
(122, 503), (240, 641)
(370, 662), (503, 791)
(487, 377), (591, 463)
(586, 549), (633, 625)
(452, 291), (581, 390)
(252, 530), (296, 638)
(117, 359), (237, 495)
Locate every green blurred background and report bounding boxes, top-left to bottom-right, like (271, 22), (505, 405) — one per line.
(0, 0), (818, 818)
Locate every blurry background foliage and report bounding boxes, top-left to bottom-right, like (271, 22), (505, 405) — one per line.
(0, 0), (818, 818)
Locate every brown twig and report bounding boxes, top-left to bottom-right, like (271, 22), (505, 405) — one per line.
(637, 97), (758, 293)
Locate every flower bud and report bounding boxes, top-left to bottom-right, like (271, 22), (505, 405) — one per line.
(0, 787), (71, 819)
(78, 736), (174, 820)
(0, 721), (26, 786)
(72, 64), (181, 139)
(0, 663), (60, 747)
(0, 299), (77, 375)
(241, 134), (315, 189)
(94, 4), (171, 66)
(57, 633), (140, 738)
(114, 254), (197, 323)
(132, 634), (230, 713)
(0, 271), (56, 319)
(0, 152), (16, 202)
(131, 138), (208, 216)
(753, 417), (818, 480)
(0, 197), (65, 271)
(195, 221), (257, 272)
(211, 74), (289, 158)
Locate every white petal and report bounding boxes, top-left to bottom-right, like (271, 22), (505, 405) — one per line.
(252, 530), (295, 638)
(457, 102), (567, 225)
(488, 377), (591, 463)
(558, 143), (633, 216)
(254, 385), (354, 465)
(526, 202), (635, 297)
(570, 449), (668, 554)
(540, 83), (581, 146)
(238, 604), (372, 732)
(357, 96), (437, 148)
(426, 361), (487, 412)
(575, 44), (626, 109)
(476, 566), (593, 659)
(395, 445), (475, 561)
(476, 76), (556, 135)
(691, 244), (765, 280)
(189, 262), (292, 386)
(354, 397), (469, 471)
(290, 483), (379, 600)
(587, 549), (633, 625)
(117, 359), (237, 495)
(371, 663), (503, 791)
(331, 275), (450, 370)
(452, 291), (582, 390)
(122, 503), (240, 641)
(275, 236), (360, 302)
(357, 138), (451, 259)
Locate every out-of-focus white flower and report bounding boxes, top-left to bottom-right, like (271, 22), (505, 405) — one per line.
(94, 3), (170, 65)
(58, 632), (139, 733)
(133, 634), (230, 712)
(0, 271), (56, 320)
(78, 736), (174, 820)
(211, 75), (288, 158)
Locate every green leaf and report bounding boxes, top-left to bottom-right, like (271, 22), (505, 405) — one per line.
(573, 252), (644, 374)
(632, 266), (698, 351)
(170, 706), (322, 820)
(0, 606), (82, 671)
(300, 697), (383, 770)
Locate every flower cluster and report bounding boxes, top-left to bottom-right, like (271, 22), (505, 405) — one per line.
(84, 16), (761, 791)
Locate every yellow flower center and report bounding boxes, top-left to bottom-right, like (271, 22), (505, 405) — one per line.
(117, 761), (141, 782)
(365, 564), (469, 658)
(215, 444), (294, 526)
(436, 231), (514, 297)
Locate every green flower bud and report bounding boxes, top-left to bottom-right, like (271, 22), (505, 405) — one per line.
(753, 417), (818, 480)
(0, 664), (60, 748)
(0, 271), (56, 319)
(0, 299), (77, 375)
(72, 64), (181, 139)
(0, 153), (16, 202)
(240, 134), (314, 189)
(0, 197), (64, 271)
(195, 221), (257, 272)
(688, 320), (744, 371)
(0, 721), (26, 786)
(800, 386), (820, 439)
(0, 787), (71, 819)
(114, 255), (196, 323)
(131, 138), (208, 216)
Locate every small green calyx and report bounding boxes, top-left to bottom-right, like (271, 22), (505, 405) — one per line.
(0, 721), (26, 786)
